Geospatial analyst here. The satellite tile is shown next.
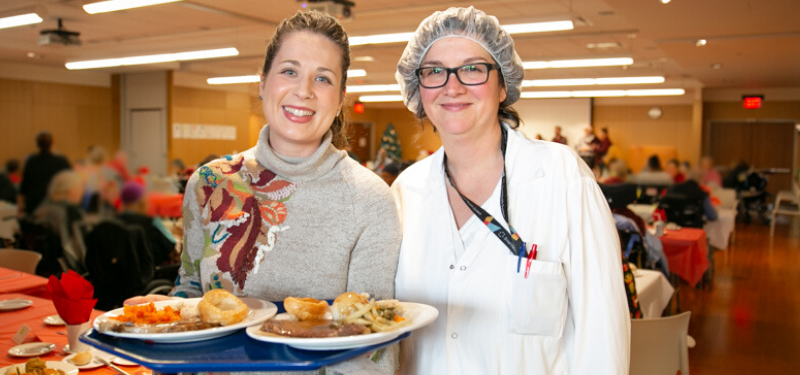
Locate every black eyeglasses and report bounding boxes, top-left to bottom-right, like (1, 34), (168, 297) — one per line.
(415, 63), (501, 89)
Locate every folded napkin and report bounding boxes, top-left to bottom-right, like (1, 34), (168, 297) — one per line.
(47, 270), (98, 325)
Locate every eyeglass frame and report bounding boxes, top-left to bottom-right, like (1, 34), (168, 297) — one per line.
(415, 63), (502, 89)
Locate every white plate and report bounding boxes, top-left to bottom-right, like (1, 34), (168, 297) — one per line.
(0, 361), (79, 375)
(44, 314), (66, 326)
(63, 350), (111, 370)
(0, 299), (32, 311)
(8, 343), (56, 357)
(111, 357), (138, 366)
(246, 302), (438, 351)
(94, 298), (277, 343)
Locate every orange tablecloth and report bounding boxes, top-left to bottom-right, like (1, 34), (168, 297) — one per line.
(0, 293), (150, 375)
(147, 193), (183, 219)
(659, 227), (710, 287)
(0, 268), (49, 299)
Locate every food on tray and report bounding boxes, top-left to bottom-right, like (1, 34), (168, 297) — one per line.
(197, 289), (249, 325)
(70, 351), (92, 366)
(261, 292), (411, 338)
(261, 319), (369, 338)
(111, 302), (181, 325)
(97, 290), (249, 334)
(331, 292), (367, 320)
(284, 297), (329, 321)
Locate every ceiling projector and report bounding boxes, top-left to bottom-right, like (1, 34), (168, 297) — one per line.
(39, 19), (81, 46)
(298, 0), (355, 21)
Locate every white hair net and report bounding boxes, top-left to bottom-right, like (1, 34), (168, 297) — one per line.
(395, 6), (524, 119)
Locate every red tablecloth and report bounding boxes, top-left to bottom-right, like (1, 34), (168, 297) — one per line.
(659, 227), (710, 287)
(0, 293), (150, 375)
(147, 193), (183, 218)
(0, 267), (49, 299)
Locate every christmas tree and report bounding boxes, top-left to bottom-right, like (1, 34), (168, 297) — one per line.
(380, 123), (402, 164)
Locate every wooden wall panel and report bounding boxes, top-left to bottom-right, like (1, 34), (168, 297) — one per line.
(169, 86), (255, 167)
(593, 104), (696, 172)
(0, 78), (116, 167)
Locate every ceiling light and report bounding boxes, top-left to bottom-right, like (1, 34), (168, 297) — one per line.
(207, 70), (368, 85)
(695, 39), (707, 47)
(520, 88), (685, 99)
(83, 0), (182, 14)
(358, 95), (404, 103)
(586, 42), (622, 49)
(349, 19), (573, 46)
(66, 47), (238, 70)
(522, 57), (633, 69)
(348, 69), (366, 77)
(711, 63), (723, 69)
(0, 13), (43, 30)
(352, 56), (375, 62)
(347, 84), (401, 93)
(502, 20), (574, 34)
(349, 32), (415, 46)
(660, 0), (672, 4)
(522, 76), (664, 87)
(208, 75), (259, 85)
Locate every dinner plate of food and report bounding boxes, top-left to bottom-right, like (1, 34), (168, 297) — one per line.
(1, 358), (79, 375)
(93, 290), (277, 343)
(246, 292), (438, 350)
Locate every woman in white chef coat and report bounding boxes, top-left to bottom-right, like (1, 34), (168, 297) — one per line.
(392, 7), (630, 375)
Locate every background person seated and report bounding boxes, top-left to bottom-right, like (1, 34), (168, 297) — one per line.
(633, 155), (674, 185)
(116, 181), (178, 265)
(31, 170), (88, 273)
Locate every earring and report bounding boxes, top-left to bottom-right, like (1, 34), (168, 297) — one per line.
(336, 110), (340, 116)
(259, 95), (263, 101)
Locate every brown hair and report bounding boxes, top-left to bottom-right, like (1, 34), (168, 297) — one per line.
(261, 10), (351, 148)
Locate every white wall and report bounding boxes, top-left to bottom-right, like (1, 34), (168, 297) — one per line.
(514, 98), (592, 149)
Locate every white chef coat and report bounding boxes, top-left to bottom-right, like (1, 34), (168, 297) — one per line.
(392, 125), (630, 375)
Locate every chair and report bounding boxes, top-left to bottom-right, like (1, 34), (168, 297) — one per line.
(636, 184), (670, 205)
(712, 188), (738, 244)
(630, 312), (693, 375)
(769, 179), (800, 237)
(0, 249), (43, 274)
(17, 218), (69, 277)
(599, 183), (638, 209)
(660, 194), (705, 229)
(84, 220), (155, 310)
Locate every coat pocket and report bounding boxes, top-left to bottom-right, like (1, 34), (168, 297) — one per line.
(502, 255), (569, 337)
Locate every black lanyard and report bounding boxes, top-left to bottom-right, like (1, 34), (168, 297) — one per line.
(443, 126), (525, 256)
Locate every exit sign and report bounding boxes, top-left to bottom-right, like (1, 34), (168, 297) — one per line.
(743, 95), (763, 109)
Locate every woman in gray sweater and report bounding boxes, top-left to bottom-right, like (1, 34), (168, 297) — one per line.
(127, 10), (401, 373)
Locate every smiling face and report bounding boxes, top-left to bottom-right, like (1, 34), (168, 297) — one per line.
(259, 31), (345, 157)
(418, 37), (507, 138)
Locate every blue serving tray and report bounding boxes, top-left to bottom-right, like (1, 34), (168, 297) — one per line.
(80, 301), (409, 372)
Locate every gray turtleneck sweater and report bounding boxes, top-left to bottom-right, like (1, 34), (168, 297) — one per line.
(171, 125), (401, 373)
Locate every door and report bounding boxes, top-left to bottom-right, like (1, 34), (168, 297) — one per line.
(347, 122), (373, 164)
(709, 121), (794, 196)
(129, 109), (167, 176)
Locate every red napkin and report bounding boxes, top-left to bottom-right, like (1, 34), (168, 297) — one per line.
(46, 270), (98, 325)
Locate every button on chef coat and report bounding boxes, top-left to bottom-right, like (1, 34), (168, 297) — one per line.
(392, 125), (630, 375)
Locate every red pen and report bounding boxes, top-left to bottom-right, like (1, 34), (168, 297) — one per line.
(524, 244), (537, 278)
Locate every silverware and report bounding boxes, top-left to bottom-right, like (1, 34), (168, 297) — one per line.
(96, 356), (133, 375)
